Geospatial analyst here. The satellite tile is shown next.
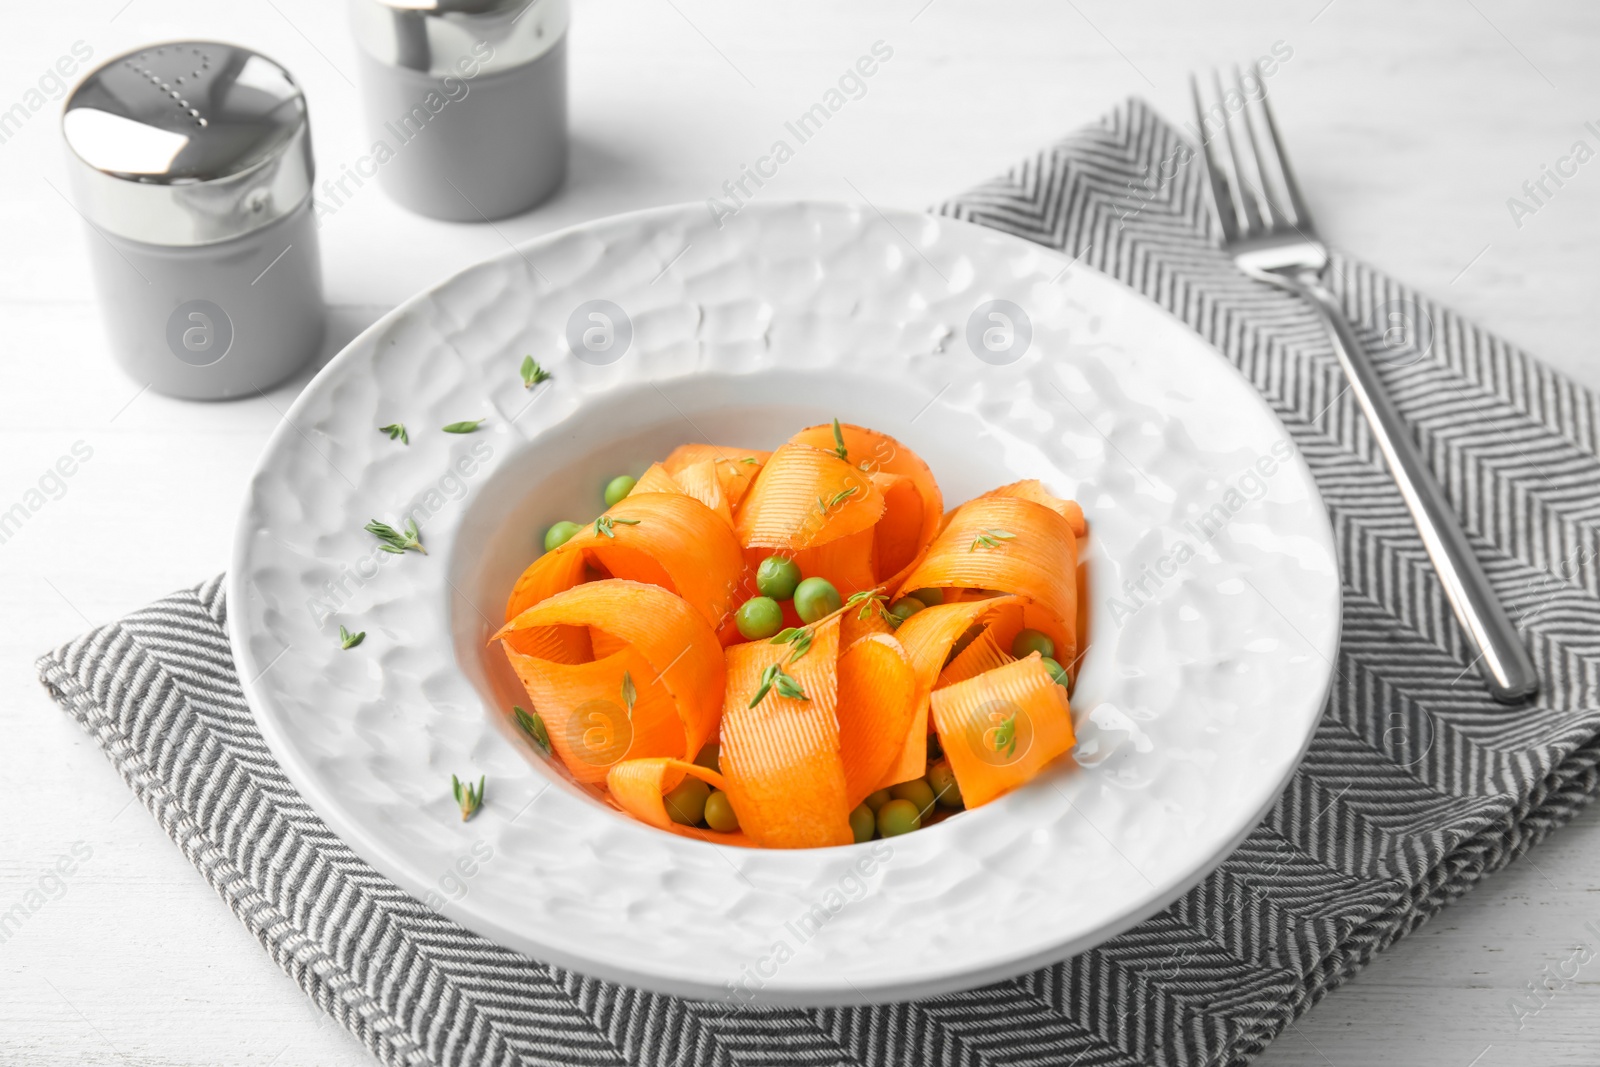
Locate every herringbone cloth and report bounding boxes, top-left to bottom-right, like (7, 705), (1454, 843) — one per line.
(37, 100), (1600, 1067)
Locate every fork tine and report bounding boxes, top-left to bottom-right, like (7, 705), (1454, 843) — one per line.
(1250, 61), (1313, 230)
(1212, 70), (1263, 237)
(1230, 64), (1280, 228)
(1190, 73), (1239, 243)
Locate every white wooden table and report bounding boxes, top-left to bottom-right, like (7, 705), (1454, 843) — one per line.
(5, 1), (1598, 1063)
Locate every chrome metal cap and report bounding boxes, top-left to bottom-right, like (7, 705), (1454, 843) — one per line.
(349, 0), (569, 78)
(62, 42), (314, 247)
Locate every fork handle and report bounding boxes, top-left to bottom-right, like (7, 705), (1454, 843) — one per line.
(1292, 272), (1539, 704)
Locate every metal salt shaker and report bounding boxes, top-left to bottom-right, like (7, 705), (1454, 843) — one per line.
(348, 0), (569, 221)
(62, 42), (325, 401)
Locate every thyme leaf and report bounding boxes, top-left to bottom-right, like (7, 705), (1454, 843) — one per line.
(366, 517), (425, 554)
(451, 774), (486, 821)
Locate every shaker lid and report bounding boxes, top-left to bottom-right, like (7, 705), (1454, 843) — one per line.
(62, 42), (315, 247)
(349, 0), (569, 77)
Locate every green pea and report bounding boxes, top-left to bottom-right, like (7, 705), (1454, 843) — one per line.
(663, 775), (710, 826)
(1040, 656), (1071, 687)
(849, 803), (876, 843)
(927, 761), (964, 809)
(756, 555), (802, 600)
(890, 778), (936, 816)
(888, 598), (924, 624)
(603, 474), (637, 507)
(793, 577), (841, 623)
(1012, 628), (1055, 660)
(543, 521), (582, 552)
(908, 587), (943, 607)
(864, 789), (892, 812)
(876, 798), (921, 837)
(736, 596), (785, 640)
(693, 742), (721, 774)
(704, 790), (740, 832)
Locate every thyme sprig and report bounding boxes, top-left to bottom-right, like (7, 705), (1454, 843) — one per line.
(749, 661), (808, 707)
(366, 517), (425, 554)
(816, 485), (859, 515)
(594, 515), (641, 538)
(768, 625), (814, 663)
(831, 417), (848, 461)
(451, 774), (485, 821)
(338, 625), (365, 650)
(621, 671), (637, 713)
(846, 589), (893, 624)
(442, 418), (486, 434)
(520, 355), (553, 388)
(513, 705), (551, 755)
(991, 713), (1018, 758)
(969, 527), (1016, 552)
(378, 423), (408, 445)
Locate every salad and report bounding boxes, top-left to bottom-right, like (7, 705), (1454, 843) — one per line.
(492, 421), (1086, 848)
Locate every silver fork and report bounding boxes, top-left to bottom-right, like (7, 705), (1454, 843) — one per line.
(1191, 64), (1538, 704)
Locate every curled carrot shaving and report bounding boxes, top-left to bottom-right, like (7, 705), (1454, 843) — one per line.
(503, 644), (687, 783)
(877, 595), (1022, 788)
(632, 462), (683, 496)
(668, 459), (734, 527)
(495, 579), (726, 764)
(504, 546), (588, 623)
(929, 654), (1075, 808)
(896, 496), (1079, 664)
(978, 479), (1086, 537)
(734, 443), (885, 551)
(605, 757), (751, 844)
(835, 633), (918, 808)
(789, 423), (943, 554)
(792, 526), (877, 599)
(937, 629), (1014, 689)
(869, 472), (925, 580)
(664, 444), (770, 507)
(718, 610), (853, 848)
(505, 492), (743, 630)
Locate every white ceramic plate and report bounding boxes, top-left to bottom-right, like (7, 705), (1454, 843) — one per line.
(230, 201), (1339, 1006)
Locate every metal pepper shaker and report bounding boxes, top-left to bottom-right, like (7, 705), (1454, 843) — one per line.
(62, 42), (325, 401)
(348, 0), (569, 221)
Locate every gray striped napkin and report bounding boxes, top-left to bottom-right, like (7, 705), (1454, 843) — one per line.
(37, 99), (1600, 1067)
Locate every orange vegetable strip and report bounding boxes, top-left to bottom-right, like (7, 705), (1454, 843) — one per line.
(664, 444), (770, 508)
(789, 423), (943, 552)
(508, 492), (744, 631)
(878, 596), (1022, 788)
(937, 629), (1014, 689)
(896, 496), (1079, 662)
(495, 579), (726, 762)
(505, 544), (589, 621)
(734, 443), (884, 551)
(632, 462), (682, 496)
(792, 526), (877, 599)
(606, 757), (727, 829)
(835, 633), (918, 808)
(870, 471), (925, 581)
(670, 459), (734, 526)
(503, 643), (687, 783)
(979, 479), (1086, 537)
(718, 612), (853, 848)
(590, 627), (629, 659)
(500, 621), (591, 663)
(930, 654), (1076, 808)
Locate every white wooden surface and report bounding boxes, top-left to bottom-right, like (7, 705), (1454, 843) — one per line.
(4, 1), (1599, 1063)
